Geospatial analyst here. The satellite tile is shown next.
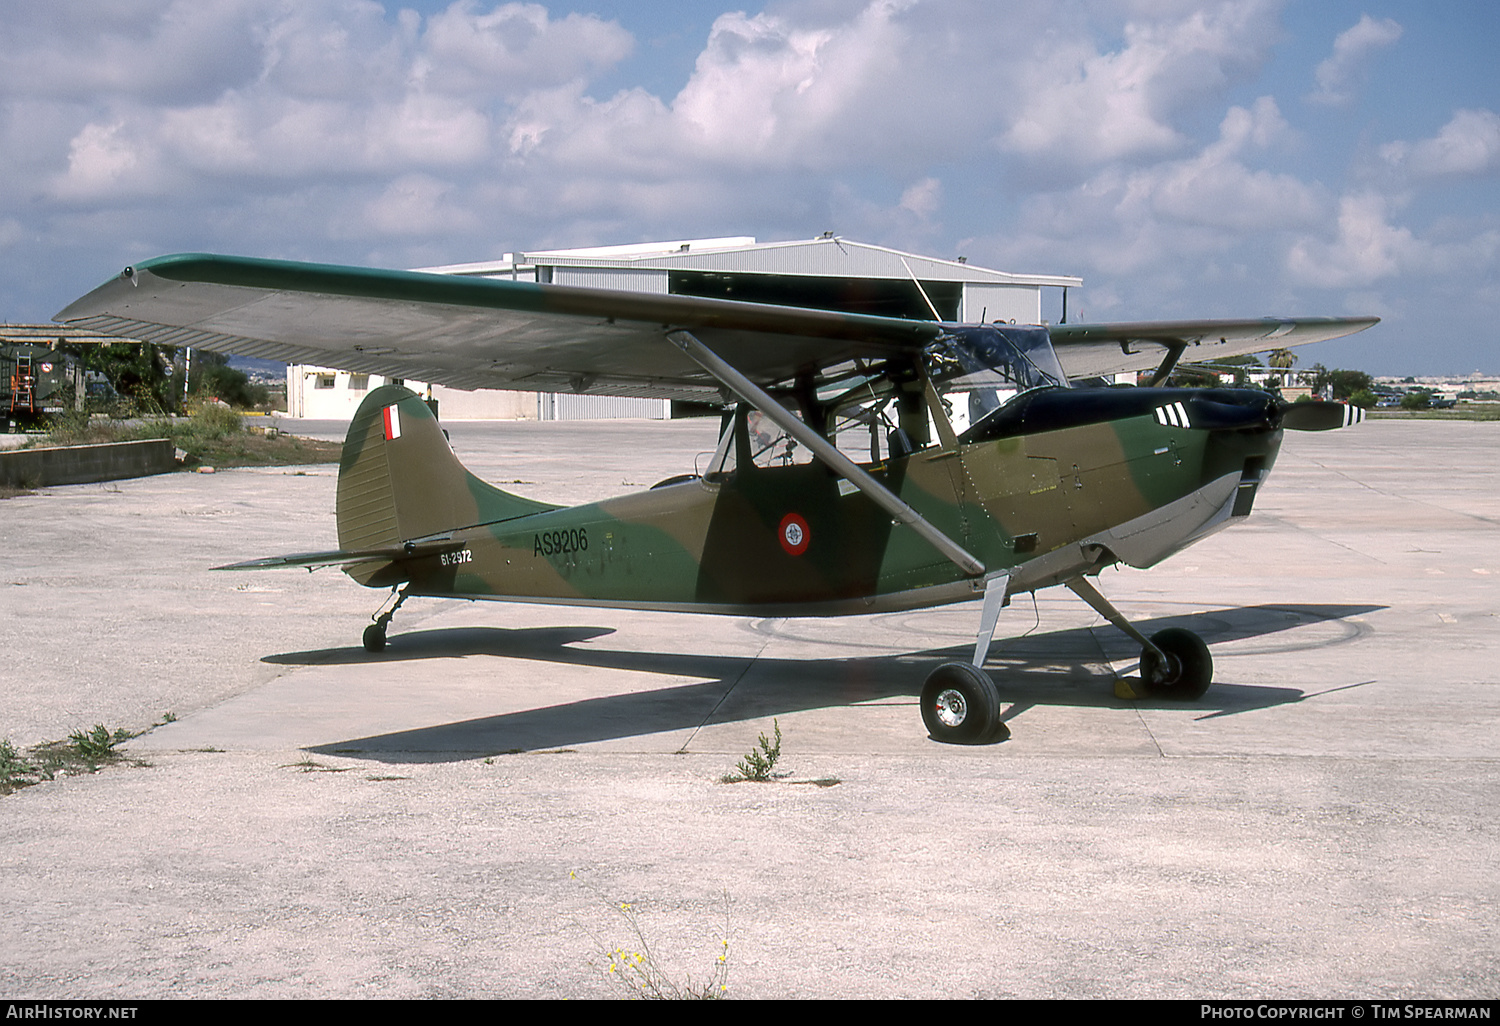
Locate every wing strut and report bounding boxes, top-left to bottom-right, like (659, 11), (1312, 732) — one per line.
(666, 330), (986, 578)
(1146, 342), (1188, 387)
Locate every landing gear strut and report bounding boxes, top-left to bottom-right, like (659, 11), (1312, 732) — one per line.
(363, 586), (410, 653)
(1065, 576), (1213, 700)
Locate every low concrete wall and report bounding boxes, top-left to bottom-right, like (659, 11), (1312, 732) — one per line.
(0, 438), (177, 488)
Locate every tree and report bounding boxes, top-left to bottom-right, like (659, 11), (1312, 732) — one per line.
(86, 342), (182, 414)
(1327, 369), (1373, 401)
(188, 351), (267, 409)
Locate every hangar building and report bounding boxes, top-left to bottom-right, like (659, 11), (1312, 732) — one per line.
(286, 235), (1082, 420)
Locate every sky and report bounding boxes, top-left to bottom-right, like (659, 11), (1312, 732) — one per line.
(2, 0), (1497, 376)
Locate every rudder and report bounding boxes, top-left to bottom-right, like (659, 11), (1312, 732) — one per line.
(337, 385), (556, 553)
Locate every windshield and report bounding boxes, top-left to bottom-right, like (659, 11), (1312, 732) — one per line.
(926, 324), (1067, 429)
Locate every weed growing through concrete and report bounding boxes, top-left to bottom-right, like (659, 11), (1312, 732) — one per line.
(0, 739), (33, 795)
(280, 759), (350, 773)
(722, 719), (782, 783)
(69, 724), (130, 762)
(572, 872), (731, 1000)
(1, 725), (140, 796)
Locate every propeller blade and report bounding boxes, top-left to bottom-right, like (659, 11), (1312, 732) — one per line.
(1280, 400), (1366, 431)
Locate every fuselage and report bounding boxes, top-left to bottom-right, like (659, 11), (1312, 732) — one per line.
(355, 386), (1284, 617)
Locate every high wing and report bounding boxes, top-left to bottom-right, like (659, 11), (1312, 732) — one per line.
(55, 253), (939, 402)
(55, 253), (1377, 394)
(1048, 317), (1379, 380)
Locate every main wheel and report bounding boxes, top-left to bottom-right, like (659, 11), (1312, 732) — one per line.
(1139, 627), (1212, 700)
(362, 623), (387, 653)
(921, 662), (1003, 744)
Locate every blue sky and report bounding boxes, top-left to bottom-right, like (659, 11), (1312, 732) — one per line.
(3, 1), (1497, 375)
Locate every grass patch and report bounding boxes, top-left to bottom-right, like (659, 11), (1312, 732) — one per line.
(1367, 406), (1500, 422)
(1, 725), (142, 796)
(31, 406), (342, 468)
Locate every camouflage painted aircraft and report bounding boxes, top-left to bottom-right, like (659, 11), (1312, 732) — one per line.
(58, 254), (1376, 743)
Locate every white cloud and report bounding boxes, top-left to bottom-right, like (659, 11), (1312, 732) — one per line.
(416, 2), (633, 99)
(978, 97), (1324, 283)
(899, 177), (942, 220)
(1383, 109), (1500, 181)
(668, 2), (925, 166)
(998, 0), (1281, 167)
(1308, 14), (1402, 107)
(1148, 98), (1324, 231)
(1286, 192), (1417, 287)
(32, 1), (635, 202)
(1285, 191), (1500, 290)
(362, 173), (468, 236)
(0, 0), (268, 104)
(52, 121), (165, 200)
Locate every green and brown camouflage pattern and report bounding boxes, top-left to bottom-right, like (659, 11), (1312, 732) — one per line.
(335, 383), (1284, 616)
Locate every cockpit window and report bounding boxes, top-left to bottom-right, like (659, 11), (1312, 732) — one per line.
(926, 325), (1067, 432)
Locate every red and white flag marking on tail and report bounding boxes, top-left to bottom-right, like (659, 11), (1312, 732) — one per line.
(382, 404), (402, 440)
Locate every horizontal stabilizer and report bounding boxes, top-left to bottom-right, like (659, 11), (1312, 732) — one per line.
(213, 540), (463, 572)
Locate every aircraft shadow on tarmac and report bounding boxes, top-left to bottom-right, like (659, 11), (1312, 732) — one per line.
(269, 603), (1384, 762)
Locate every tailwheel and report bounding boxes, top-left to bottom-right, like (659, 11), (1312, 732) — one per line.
(921, 662), (1007, 744)
(1139, 627), (1212, 700)
(362, 623), (387, 653)
(362, 586), (409, 654)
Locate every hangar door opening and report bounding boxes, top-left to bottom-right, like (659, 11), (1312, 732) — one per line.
(668, 271), (962, 322)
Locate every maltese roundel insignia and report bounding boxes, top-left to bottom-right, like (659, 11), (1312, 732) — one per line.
(779, 513), (810, 556)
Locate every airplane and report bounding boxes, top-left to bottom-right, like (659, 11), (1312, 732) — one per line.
(56, 253), (1377, 744)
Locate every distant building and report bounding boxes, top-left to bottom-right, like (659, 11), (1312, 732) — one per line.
(287, 235), (1081, 421)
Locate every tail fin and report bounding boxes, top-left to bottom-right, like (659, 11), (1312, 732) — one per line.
(337, 385), (556, 553)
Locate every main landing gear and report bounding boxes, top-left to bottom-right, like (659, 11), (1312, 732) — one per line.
(362, 586), (410, 653)
(920, 574), (1215, 744)
(921, 662), (1008, 744)
(922, 575), (1012, 745)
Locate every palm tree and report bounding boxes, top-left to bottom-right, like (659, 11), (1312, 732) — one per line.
(1267, 348), (1297, 388)
(1272, 351), (1296, 387)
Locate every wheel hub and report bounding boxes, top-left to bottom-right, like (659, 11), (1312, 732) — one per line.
(934, 688), (968, 727)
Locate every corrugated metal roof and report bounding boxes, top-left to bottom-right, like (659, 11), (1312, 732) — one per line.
(420, 237), (1081, 288)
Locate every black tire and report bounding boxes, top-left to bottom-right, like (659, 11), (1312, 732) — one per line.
(1139, 627), (1212, 700)
(362, 623), (387, 653)
(921, 662), (1002, 744)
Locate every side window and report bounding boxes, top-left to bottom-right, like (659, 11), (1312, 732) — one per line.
(745, 409), (814, 468)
